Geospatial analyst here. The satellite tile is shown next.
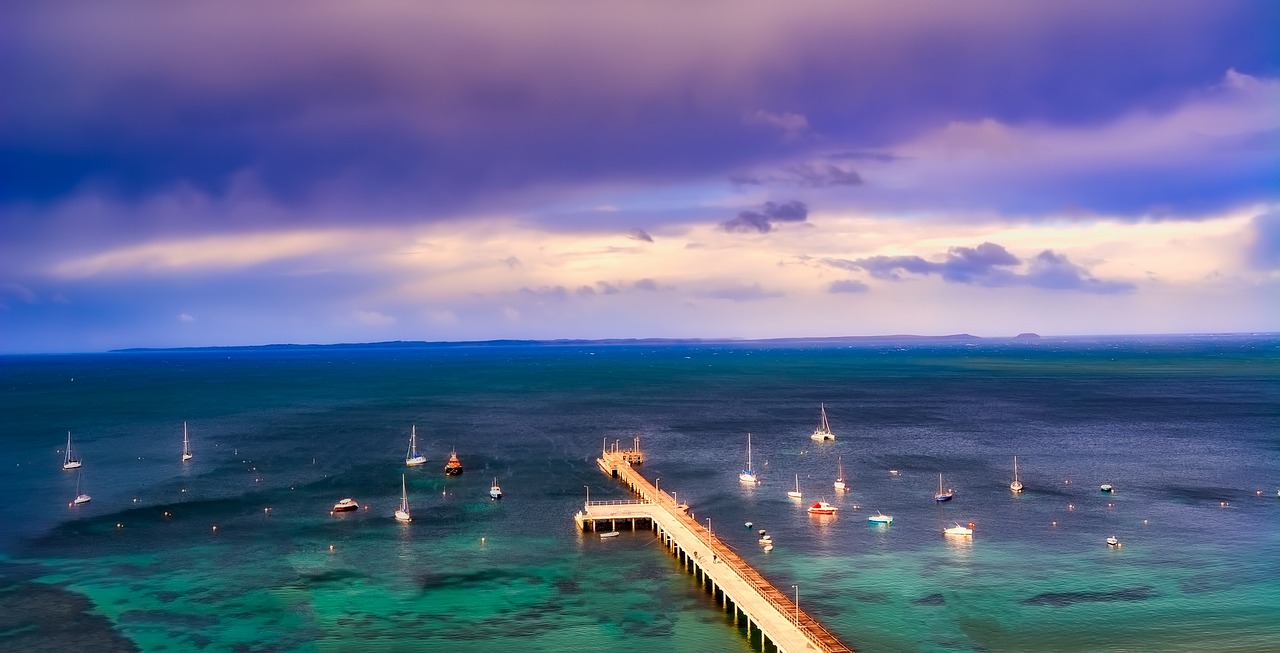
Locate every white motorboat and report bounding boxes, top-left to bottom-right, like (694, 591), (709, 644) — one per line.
(490, 477), (502, 500)
(1106, 536), (1121, 547)
(944, 522), (974, 536)
(868, 511), (893, 525)
(1100, 483), (1114, 493)
(807, 500), (837, 515)
(332, 498), (359, 513)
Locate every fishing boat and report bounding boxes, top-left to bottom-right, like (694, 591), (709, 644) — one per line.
(405, 425), (426, 467)
(444, 449), (463, 475)
(810, 403), (835, 441)
(868, 511), (893, 525)
(1100, 483), (1114, 493)
(395, 475), (412, 522)
(834, 456), (847, 492)
(807, 500), (838, 515)
(62, 431), (82, 470)
(1106, 535), (1121, 547)
(934, 473), (954, 501)
(738, 433), (759, 485)
(944, 522), (974, 536)
(1009, 455), (1022, 493)
(787, 474), (803, 499)
(489, 477), (502, 500)
(181, 422), (193, 462)
(332, 498), (359, 512)
(70, 472), (91, 506)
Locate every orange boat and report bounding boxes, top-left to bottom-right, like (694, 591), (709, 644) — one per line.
(444, 450), (463, 476)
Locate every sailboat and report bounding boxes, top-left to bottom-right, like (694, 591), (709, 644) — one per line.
(70, 471), (91, 506)
(62, 431), (82, 470)
(787, 474), (803, 499)
(395, 474), (412, 522)
(181, 422), (193, 462)
(405, 425), (426, 466)
(834, 456), (847, 492)
(1009, 456), (1023, 493)
(934, 473), (954, 501)
(738, 433), (759, 484)
(490, 477), (502, 500)
(810, 403), (835, 441)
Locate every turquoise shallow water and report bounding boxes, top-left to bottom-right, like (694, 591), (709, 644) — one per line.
(2, 335), (1278, 652)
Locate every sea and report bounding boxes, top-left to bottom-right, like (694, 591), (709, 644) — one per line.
(1, 334), (1277, 652)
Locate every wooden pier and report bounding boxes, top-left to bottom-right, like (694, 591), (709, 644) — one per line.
(576, 449), (855, 653)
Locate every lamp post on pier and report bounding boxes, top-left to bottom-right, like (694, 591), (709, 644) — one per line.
(584, 484), (590, 507)
(792, 584), (799, 625)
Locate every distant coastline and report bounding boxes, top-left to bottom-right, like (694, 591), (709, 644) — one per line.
(106, 331), (1277, 353)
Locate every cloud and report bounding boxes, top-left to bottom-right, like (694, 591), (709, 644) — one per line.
(1248, 211), (1280, 269)
(828, 279), (869, 294)
(519, 286), (569, 300)
(729, 163), (862, 189)
(743, 110), (810, 141)
(503, 256), (522, 269)
(824, 242), (1132, 293)
(352, 310), (396, 327)
(177, 312), (195, 323)
(702, 283), (784, 301)
(721, 200), (809, 234)
(627, 228), (653, 243)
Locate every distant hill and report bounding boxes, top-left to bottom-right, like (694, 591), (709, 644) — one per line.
(1014, 332), (1042, 339)
(111, 334), (985, 353)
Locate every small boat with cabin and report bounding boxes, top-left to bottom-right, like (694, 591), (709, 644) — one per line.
(739, 433), (759, 485)
(1106, 535), (1121, 547)
(395, 475), (412, 522)
(1100, 483), (1114, 493)
(934, 473), (954, 502)
(944, 522), (974, 536)
(332, 498), (359, 513)
(62, 431), (82, 470)
(807, 500), (837, 515)
(810, 403), (835, 441)
(490, 477), (502, 500)
(444, 449), (463, 475)
(868, 511), (893, 525)
(787, 474), (803, 499)
(405, 425), (427, 466)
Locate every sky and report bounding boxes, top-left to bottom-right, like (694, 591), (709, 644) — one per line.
(1, 0), (1277, 353)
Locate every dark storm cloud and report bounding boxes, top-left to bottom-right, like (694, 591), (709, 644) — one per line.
(722, 200), (808, 234)
(1248, 211), (1280, 269)
(824, 242), (1132, 293)
(1, 0), (1274, 230)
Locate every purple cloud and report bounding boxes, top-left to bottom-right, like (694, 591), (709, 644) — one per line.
(703, 283), (784, 301)
(722, 200), (809, 234)
(828, 279), (870, 294)
(1249, 211), (1280, 269)
(824, 242), (1132, 293)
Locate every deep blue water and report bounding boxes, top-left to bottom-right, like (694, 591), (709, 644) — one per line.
(2, 334), (1278, 652)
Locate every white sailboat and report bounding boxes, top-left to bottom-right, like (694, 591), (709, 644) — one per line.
(934, 473), (954, 501)
(405, 425), (426, 467)
(182, 422), (193, 462)
(787, 473), (803, 499)
(62, 431), (82, 470)
(738, 433), (760, 484)
(810, 403), (835, 441)
(70, 471), (91, 506)
(1009, 456), (1023, 494)
(395, 474), (412, 522)
(834, 455), (847, 492)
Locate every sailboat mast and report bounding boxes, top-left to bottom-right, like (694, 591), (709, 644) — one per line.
(747, 433), (753, 471)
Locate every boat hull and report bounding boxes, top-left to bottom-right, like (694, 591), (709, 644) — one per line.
(406, 456), (426, 466)
(395, 510), (411, 522)
(62, 461), (82, 470)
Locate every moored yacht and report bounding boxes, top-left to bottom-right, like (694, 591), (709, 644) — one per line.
(944, 522), (974, 536)
(395, 475), (411, 522)
(934, 473), (954, 502)
(739, 433), (759, 484)
(810, 403), (835, 441)
(405, 425), (427, 466)
(332, 498), (359, 513)
(868, 511), (893, 525)
(490, 477), (502, 500)
(62, 431), (82, 470)
(807, 500), (837, 515)
(1009, 456), (1022, 494)
(1100, 483), (1115, 493)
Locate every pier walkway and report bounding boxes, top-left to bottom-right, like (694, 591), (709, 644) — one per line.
(575, 449), (854, 653)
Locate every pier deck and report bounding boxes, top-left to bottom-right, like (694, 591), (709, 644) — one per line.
(576, 450), (854, 653)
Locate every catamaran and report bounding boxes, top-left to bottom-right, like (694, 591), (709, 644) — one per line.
(405, 425), (427, 467)
(810, 403), (835, 441)
(181, 422), (193, 462)
(62, 431), (82, 470)
(834, 455), (847, 492)
(934, 473), (954, 502)
(395, 474), (412, 522)
(1009, 456), (1023, 493)
(739, 433), (759, 484)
